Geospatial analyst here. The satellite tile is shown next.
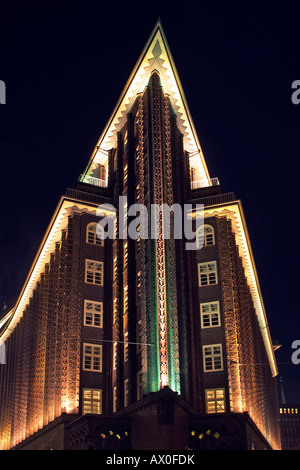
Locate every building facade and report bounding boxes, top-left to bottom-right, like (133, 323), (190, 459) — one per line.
(0, 21), (281, 450)
(280, 404), (300, 449)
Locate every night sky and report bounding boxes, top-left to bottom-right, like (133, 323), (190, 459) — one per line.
(0, 2), (299, 403)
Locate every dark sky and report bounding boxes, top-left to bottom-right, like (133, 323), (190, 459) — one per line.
(0, 1), (299, 402)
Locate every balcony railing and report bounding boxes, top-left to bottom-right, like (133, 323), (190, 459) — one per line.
(191, 177), (220, 190)
(80, 174), (107, 188)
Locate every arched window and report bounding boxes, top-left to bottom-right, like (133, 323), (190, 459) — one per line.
(196, 225), (215, 249)
(86, 222), (104, 246)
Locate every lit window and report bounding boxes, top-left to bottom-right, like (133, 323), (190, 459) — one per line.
(124, 379), (129, 407)
(124, 163), (128, 186)
(124, 331), (129, 362)
(200, 301), (221, 328)
(113, 298), (118, 324)
(84, 300), (103, 328)
(203, 344), (223, 372)
(113, 386), (117, 413)
(82, 388), (102, 415)
(198, 261), (218, 286)
(196, 224), (215, 248)
(124, 131), (128, 153)
(205, 389), (225, 414)
(136, 236), (141, 253)
(83, 343), (102, 372)
(136, 271), (141, 300)
(86, 222), (104, 246)
(123, 285), (128, 315)
(113, 256), (118, 281)
(113, 342), (117, 370)
(85, 259), (104, 285)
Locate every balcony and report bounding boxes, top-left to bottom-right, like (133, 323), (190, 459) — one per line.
(191, 177), (220, 191)
(80, 174), (107, 188)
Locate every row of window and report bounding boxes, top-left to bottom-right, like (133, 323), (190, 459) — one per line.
(281, 416), (300, 423)
(86, 222), (217, 250)
(82, 342), (224, 374)
(282, 437), (299, 445)
(85, 239), (218, 290)
(82, 340), (130, 372)
(82, 386), (226, 415)
(82, 374), (143, 414)
(280, 407), (299, 414)
(83, 300), (221, 331)
(282, 426), (298, 434)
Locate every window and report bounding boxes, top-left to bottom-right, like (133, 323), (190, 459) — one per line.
(196, 225), (215, 248)
(124, 163), (128, 186)
(200, 301), (221, 328)
(124, 131), (128, 153)
(136, 271), (141, 300)
(123, 285), (128, 315)
(83, 343), (102, 372)
(124, 379), (129, 407)
(113, 298), (118, 324)
(205, 389), (225, 414)
(113, 256), (118, 281)
(113, 342), (117, 370)
(136, 320), (142, 353)
(84, 300), (103, 328)
(85, 259), (104, 285)
(136, 236), (141, 253)
(198, 261), (218, 286)
(123, 241), (128, 269)
(137, 371), (143, 401)
(124, 331), (129, 362)
(82, 388), (102, 415)
(86, 222), (104, 246)
(113, 386), (117, 413)
(203, 344), (223, 372)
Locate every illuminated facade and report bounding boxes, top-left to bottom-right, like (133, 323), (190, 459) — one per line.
(280, 405), (300, 450)
(0, 21), (281, 450)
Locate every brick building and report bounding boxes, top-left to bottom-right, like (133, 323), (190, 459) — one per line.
(0, 21), (281, 450)
(280, 404), (300, 450)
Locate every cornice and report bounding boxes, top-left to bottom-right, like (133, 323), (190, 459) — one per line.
(0, 197), (99, 343)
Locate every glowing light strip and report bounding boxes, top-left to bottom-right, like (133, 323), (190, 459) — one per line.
(83, 21), (210, 184)
(0, 309), (13, 330)
(192, 200), (278, 377)
(0, 198), (98, 343)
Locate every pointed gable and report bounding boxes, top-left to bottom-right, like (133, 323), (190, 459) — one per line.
(82, 20), (210, 185)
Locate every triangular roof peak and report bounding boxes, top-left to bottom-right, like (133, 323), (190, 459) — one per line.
(83, 20), (210, 183)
